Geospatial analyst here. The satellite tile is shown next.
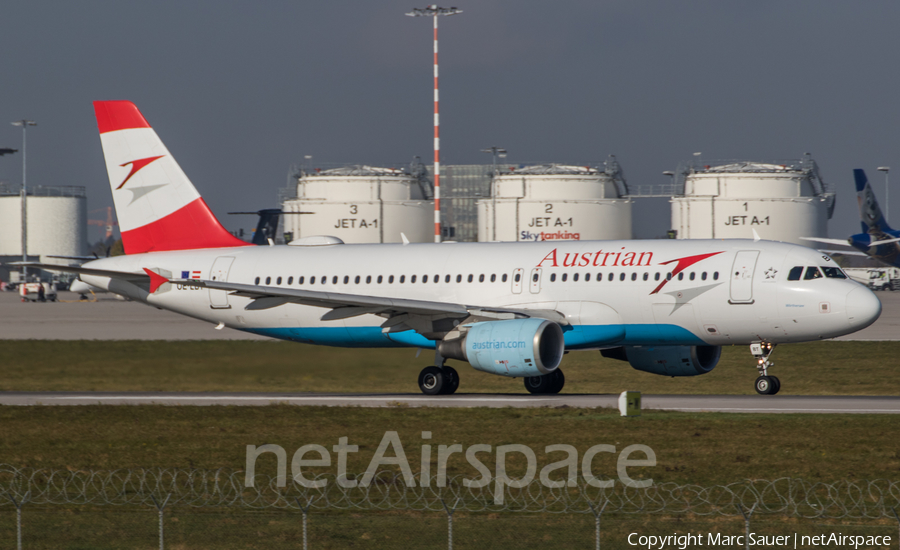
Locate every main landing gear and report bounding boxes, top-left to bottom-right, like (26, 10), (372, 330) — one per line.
(524, 368), (565, 395)
(417, 351), (460, 395)
(751, 342), (780, 395)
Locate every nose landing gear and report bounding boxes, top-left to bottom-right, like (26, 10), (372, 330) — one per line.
(751, 342), (780, 395)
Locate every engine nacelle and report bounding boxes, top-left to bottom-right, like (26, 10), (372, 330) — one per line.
(438, 319), (564, 377)
(602, 345), (721, 376)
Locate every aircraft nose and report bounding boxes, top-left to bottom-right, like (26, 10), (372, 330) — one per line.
(846, 286), (881, 331)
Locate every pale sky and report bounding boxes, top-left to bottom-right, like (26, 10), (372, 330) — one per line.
(2, 1), (899, 241)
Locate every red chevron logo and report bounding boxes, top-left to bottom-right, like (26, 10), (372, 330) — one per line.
(117, 155), (164, 189)
(650, 251), (724, 295)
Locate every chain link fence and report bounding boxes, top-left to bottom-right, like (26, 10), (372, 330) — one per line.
(1, 465), (898, 549)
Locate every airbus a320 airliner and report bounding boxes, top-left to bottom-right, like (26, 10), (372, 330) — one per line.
(27, 102), (882, 396)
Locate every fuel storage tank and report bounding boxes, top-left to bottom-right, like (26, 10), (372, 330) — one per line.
(477, 159), (632, 242)
(0, 184), (87, 263)
(282, 165), (433, 244)
(669, 157), (835, 246)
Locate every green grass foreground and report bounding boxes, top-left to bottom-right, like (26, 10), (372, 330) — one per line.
(0, 340), (899, 395)
(1, 406), (898, 482)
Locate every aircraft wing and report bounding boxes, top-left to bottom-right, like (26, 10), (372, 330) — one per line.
(174, 278), (567, 330)
(800, 237), (852, 247)
(11, 262), (150, 282)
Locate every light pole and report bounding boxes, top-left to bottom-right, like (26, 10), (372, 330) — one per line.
(481, 147), (506, 241)
(406, 5), (462, 243)
(11, 120), (36, 281)
(878, 166), (890, 224)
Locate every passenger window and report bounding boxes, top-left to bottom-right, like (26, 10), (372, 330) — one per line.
(400, 275), (406, 283)
(388, 275), (394, 283)
(533, 273), (539, 282)
(422, 275), (428, 283)
(445, 274), (451, 283)
(822, 267), (847, 279)
(479, 274), (485, 282)
(299, 276), (304, 285)
(265, 276), (271, 285)
(310, 277), (315, 285)
(787, 266), (803, 281)
(573, 273), (579, 282)
(666, 273), (672, 281)
(468, 274), (474, 283)
(804, 267), (823, 280)
(355, 276), (360, 284)
(434, 274), (439, 282)
(490, 274), (496, 282)
(713, 272), (719, 280)
(502, 274), (508, 282)
(608, 273), (614, 281)
(596, 273), (603, 281)
(619, 273), (625, 281)
(254, 277), (260, 285)
(585, 273), (590, 282)
(377, 275), (383, 284)
(514, 273), (521, 283)
(366, 275), (371, 284)
(332, 276), (338, 284)
(701, 272), (707, 281)
(562, 273), (568, 282)
(411, 275), (417, 283)
(343, 276), (349, 284)
(550, 273), (557, 282)
(655, 273), (660, 281)
(689, 272), (695, 281)
(288, 277), (293, 285)
(643, 273), (648, 281)
(678, 273), (684, 280)
(631, 273), (637, 281)
(275, 277), (281, 285)
(457, 275), (463, 283)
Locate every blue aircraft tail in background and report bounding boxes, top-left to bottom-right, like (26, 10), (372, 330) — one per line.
(855, 169), (894, 234)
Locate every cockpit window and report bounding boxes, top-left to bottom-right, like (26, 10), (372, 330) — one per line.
(787, 266), (803, 281)
(803, 266), (823, 280)
(822, 267), (847, 279)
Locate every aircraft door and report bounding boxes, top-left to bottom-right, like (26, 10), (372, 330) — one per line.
(529, 268), (543, 294)
(729, 250), (758, 304)
(512, 268), (524, 294)
(209, 256), (235, 309)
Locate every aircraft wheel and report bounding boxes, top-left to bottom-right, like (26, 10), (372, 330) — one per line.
(547, 369), (565, 394)
(440, 366), (460, 395)
(524, 373), (554, 394)
(770, 376), (781, 395)
(418, 366), (446, 396)
(754, 376), (777, 395)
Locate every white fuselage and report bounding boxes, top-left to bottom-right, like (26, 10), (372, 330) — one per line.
(80, 239), (880, 350)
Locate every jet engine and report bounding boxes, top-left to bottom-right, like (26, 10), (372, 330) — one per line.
(438, 318), (564, 377)
(601, 345), (721, 376)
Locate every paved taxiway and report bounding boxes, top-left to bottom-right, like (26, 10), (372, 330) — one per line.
(0, 392), (897, 413)
(0, 289), (898, 340)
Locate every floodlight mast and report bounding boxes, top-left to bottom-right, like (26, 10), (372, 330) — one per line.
(406, 5), (462, 243)
(11, 119), (37, 282)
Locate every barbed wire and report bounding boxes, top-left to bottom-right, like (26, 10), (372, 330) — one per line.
(0, 465), (897, 519)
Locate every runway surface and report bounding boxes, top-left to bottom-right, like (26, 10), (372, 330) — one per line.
(0, 289), (898, 340)
(1, 392), (898, 413)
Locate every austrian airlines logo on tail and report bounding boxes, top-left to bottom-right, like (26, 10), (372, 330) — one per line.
(117, 156), (165, 189)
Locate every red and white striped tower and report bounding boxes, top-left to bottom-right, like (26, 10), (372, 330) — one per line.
(406, 5), (462, 243)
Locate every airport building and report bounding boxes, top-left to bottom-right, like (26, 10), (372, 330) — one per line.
(281, 164), (434, 244)
(668, 156), (834, 246)
(0, 183), (87, 281)
(476, 159), (632, 242)
(281, 158), (632, 243)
